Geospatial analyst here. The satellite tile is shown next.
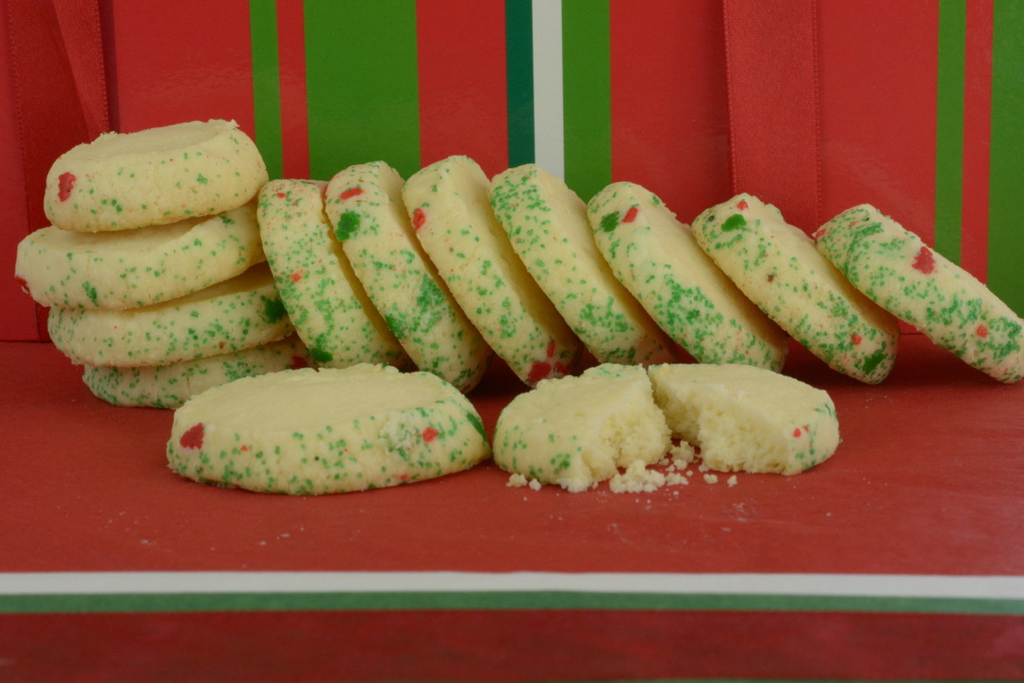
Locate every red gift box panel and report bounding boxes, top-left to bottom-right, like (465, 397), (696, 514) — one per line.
(2, 0), (1021, 342)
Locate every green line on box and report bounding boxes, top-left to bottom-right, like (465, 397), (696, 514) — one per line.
(989, 0), (1024, 316)
(249, 0), (284, 181)
(936, 0), (965, 265)
(506, 0), (535, 167)
(304, 0), (421, 180)
(562, 0), (611, 202)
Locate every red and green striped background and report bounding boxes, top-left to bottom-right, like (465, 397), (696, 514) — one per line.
(3, 0), (1022, 340)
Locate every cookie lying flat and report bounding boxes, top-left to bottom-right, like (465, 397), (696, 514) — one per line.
(815, 205), (1024, 383)
(648, 363), (840, 475)
(489, 165), (674, 366)
(45, 119), (268, 232)
(47, 262), (293, 366)
(492, 364), (671, 492)
(324, 161), (492, 391)
(589, 182), (788, 371)
(691, 194), (900, 384)
(403, 155), (582, 386)
(82, 335), (314, 409)
(167, 364), (491, 495)
(15, 201), (263, 310)
(257, 178), (408, 369)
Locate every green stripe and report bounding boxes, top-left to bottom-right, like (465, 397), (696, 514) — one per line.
(249, 0), (283, 180)
(506, 0), (534, 167)
(562, 0), (611, 203)
(303, 0), (420, 180)
(935, 0), (965, 264)
(990, 0), (1024, 316)
(2, 591), (1021, 615)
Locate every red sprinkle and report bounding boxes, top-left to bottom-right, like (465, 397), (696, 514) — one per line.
(977, 324), (989, 338)
(339, 187), (363, 200)
(422, 427), (439, 443)
(622, 206), (639, 223)
(792, 426), (805, 438)
(290, 271), (303, 282)
(912, 246), (935, 274)
(851, 333), (863, 346)
(276, 191), (288, 199)
(57, 173), (76, 202)
(528, 361), (552, 384)
(737, 200), (749, 210)
(180, 423), (204, 450)
(412, 207), (427, 231)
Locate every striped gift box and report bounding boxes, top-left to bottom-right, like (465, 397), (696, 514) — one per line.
(3, 0), (1021, 340)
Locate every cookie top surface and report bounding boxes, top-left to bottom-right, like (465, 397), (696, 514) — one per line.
(402, 155), (583, 386)
(324, 161), (493, 391)
(167, 364), (491, 495)
(589, 182), (788, 371)
(16, 201), (264, 310)
(489, 166), (674, 366)
(691, 193), (900, 383)
(44, 119), (268, 232)
(816, 204), (1024, 382)
(257, 178), (408, 369)
(648, 362), (840, 475)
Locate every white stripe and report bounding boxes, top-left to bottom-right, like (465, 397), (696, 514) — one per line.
(531, 0), (564, 177)
(2, 572), (1023, 601)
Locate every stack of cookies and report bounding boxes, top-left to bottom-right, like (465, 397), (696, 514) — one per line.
(15, 120), (313, 408)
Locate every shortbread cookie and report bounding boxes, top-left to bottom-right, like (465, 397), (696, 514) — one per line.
(648, 363), (840, 475)
(257, 178), (408, 369)
(15, 201), (263, 310)
(588, 182), (788, 371)
(45, 119), (268, 232)
(691, 194), (900, 383)
(403, 155), (582, 386)
(815, 205), (1024, 383)
(82, 335), (314, 409)
(167, 364), (491, 495)
(489, 165), (675, 366)
(324, 162), (492, 391)
(492, 364), (671, 492)
(47, 262), (293, 366)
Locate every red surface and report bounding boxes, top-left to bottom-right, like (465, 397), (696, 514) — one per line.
(276, 0), (310, 180)
(3, 609), (1022, 682)
(2, 335), (1022, 576)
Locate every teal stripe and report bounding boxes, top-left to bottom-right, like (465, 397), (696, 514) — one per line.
(935, 0), (965, 264)
(506, 0), (535, 167)
(303, 0), (420, 180)
(562, 0), (611, 203)
(249, 0), (283, 180)
(2, 591), (1021, 615)
(990, 0), (1024, 315)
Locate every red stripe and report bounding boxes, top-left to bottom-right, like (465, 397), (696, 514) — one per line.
(109, 0), (255, 137)
(415, 0), (508, 178)
(276, 0), (310, 179)
(4, 610), (1022, 681)
(961, 0), (993, 282)
(723, 0), (821, 232)
(610, 0), (730, 223)
(818, 2), (938, 244)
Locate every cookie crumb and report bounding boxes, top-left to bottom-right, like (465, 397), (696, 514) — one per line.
(703, 473), (719, 484)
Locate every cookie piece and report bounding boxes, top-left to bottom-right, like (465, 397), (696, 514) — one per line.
(489, 165), (675, 365)
(588, 182), (788, 371)
(167, 364), (491, 495)
(648, 363), (840, 475)
(691, 194), (900, 383)
(45, 119), (268, 232)
(403, 155), (582, 386)
(324, 161), (492, 391)
(492, 364), (671, 492)
(257, 178), (408, 369)
(82, 335), (314, 409)
(47, 262), (293, 366)
(815, 205), (1024, 383)
(15, 201), (264, 310)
